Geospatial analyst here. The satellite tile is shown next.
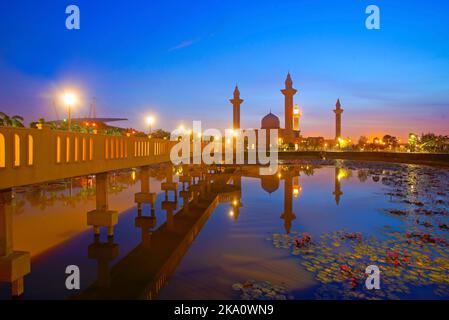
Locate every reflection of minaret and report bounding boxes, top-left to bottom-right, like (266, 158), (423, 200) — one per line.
(333, 167), (344, 205)
(281, 173), (296, 234)
(281, 73), (298, 144)
(230, 86), (244, 130)
(293, 176), (302, 198)
(230, 175), (242, 220)
(334, 99), (344, 140)
(0, 190), (30, 297)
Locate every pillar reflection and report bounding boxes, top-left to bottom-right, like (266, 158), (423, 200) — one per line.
(161, 165), (178, 231)
(88, 234), (119, 288)
(135, 166), (156, 216)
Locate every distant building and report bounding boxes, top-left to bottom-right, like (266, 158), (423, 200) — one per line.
(45, 117), (132, 134)
(230, 73), (344, 149)
(230, 73), (302, 147)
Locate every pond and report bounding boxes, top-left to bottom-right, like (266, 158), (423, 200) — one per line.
(1, 160), (449, 300)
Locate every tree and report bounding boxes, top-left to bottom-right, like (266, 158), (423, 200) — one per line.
(103, 127), (123, 136)
(0, 112), (25, 127)
(408, 133), (418, 152)
(420, 133), (448, 153)
(151, 129), (171, 139)
(383, 135), (398, 149)
(358, 136), (368, 146)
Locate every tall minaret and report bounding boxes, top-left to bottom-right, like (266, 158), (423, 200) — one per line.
(281, 73), (298, 143)
(229, 86), (244, 130)
(334, 99), (344, 140)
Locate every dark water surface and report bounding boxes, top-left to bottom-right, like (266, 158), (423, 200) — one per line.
(1, 161), (449, 300)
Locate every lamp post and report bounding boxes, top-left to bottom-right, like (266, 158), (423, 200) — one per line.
(62, 92), (77, 132)
(146, 116), (155, 135)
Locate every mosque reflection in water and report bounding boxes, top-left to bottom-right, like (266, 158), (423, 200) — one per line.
(0, 162), (350, 300)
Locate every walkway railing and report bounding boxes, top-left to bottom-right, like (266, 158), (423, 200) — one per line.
(0, 126), (176, 190)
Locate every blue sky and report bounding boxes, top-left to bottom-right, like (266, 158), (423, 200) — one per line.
(1, 0), (448, 139)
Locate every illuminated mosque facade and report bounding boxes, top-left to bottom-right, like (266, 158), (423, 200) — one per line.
(230, 73), (344, 147)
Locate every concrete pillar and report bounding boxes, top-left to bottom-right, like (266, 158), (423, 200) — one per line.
(141, 166), (150, 193)
(0, 189), (31, 297)
(161, 165), (178, 202)
(96, 173), (108, 211)
(0, 190), (13, 257)
(88, 172), (118, 237)
(134, 167), (157, 247)
(135, 166), (156, 215)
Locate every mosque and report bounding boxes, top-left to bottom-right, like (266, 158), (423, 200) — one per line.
(230, 73), (344, 148)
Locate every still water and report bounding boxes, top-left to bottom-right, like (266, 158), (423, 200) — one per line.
(1, 160), (449, 300)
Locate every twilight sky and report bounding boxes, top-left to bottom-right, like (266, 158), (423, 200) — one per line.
(0, 0), (448, 140)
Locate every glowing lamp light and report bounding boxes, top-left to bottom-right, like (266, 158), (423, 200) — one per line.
(146, 116), (155, 126)
(62, 92), (77, 107)
(229, 210), (235, 218)
(293, 187), (300, 198)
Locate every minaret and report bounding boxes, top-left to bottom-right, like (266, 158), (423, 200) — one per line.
(281, 73), (298, 143)
(229, 86), (244, 130)
(334, 99), (344, 140)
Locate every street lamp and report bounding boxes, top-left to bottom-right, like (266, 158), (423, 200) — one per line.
(146, 116), (155, 135)
(62, 92), (77, 132)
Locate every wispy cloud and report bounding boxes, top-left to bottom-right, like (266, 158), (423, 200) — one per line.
(169, 39), (198, 52)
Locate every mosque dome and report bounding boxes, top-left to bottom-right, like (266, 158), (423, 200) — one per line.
(261, 112), (280, 129)
(260, 175), (280, 194)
